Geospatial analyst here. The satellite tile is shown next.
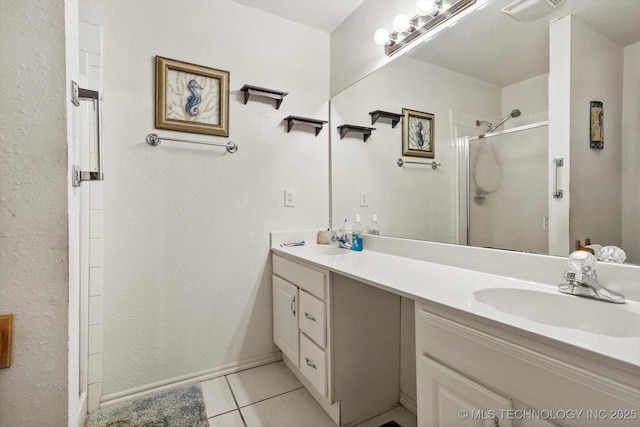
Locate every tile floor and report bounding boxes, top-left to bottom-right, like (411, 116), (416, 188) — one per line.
(201, 361), (417, 427)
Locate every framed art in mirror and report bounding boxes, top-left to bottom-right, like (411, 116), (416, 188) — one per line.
(590, 101), (604, 150)
(155, 56), (230, 137)
(402, 108), (434, 158)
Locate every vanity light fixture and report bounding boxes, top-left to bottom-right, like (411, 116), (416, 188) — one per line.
(374, 0), (481, 57)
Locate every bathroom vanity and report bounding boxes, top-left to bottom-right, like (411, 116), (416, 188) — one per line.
(272, 253), (401, 426)
(271, 233), (640, 427)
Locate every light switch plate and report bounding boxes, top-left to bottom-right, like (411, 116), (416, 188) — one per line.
(284, 189), (295, 207)
(0, 314), (13, 369)
(360, 192), (368, 207)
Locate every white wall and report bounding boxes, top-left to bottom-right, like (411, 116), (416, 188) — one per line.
(80, 0), (330, 399)
(622, 41), (640, 263)
(0, 0), (74, 425)
(330, 0), (415, 96)
(569, 16), (623, 251)
(332, 56), (500, 242)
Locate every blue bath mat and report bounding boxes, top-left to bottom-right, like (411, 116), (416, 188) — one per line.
(87, 384), (208, 427)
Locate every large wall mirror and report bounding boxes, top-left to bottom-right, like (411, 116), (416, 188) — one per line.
(330, 0), (640, 264)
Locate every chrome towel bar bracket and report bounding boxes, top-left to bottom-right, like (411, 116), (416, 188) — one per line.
(145, 133), (238, 153)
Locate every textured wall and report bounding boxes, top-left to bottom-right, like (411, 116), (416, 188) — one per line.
(0, 0), (70, 425)
(80, 0), (329, 397)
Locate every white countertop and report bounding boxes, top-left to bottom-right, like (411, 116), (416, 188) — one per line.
(272, 244), (640, 372)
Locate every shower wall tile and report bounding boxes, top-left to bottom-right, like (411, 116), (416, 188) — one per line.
(89, 210), (103, 239)
(89, 296), (103, 326)
(88, 382), (101, 412)
(89, 324), (102, 355)
(88, 353), (102, 384)
(89, 181), (103, 210)
(89, 238), (103, 267)
(79, 23), (101, 54)
(89, 267), (103, 296)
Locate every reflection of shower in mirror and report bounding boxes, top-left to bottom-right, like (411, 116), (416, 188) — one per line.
(476, 109), (522, 134)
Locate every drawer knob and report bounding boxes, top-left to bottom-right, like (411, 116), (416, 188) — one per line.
(304, 312), (316, 321)
(305, 357), (317, 369)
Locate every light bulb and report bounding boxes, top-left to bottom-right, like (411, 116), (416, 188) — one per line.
(374, 28), (390, 45)
(392, 14), (411, 32)
(416, 0), (437, 16)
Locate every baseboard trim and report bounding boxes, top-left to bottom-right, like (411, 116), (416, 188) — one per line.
(100, 352), (282, 408)
(399, 391), (417, 415)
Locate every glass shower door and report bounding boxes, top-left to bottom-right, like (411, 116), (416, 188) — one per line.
(468, 124), (549, 254)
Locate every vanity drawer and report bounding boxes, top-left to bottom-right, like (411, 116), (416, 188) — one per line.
(273, 255), (327, 300)
(299, 290), (326, 348)
(300, 332), (327, 398)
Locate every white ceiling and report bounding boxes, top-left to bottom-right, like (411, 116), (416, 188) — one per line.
(406, 0), (640, 87)
(230, 0), (365, 33)
(231, 0), (640, 88)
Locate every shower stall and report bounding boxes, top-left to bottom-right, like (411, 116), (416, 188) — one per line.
(462, 121), (549, 254)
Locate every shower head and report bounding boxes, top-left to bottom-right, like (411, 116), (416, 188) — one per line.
(487, 109), (521, 132)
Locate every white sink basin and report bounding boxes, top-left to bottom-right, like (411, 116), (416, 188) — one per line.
(473, 288), (640, 338)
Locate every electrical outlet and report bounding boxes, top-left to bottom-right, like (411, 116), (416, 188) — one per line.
(360, 192), (368, 207)
(0, 314), (13, 369)
(284, 189), (295, 207)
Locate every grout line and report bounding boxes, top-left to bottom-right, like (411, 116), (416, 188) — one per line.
(206, 408), (237, 420)
(237, 386), (305, 409)
(224, 376), (247, 427)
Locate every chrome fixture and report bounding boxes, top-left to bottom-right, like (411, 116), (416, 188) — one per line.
(71, 80), (104, 187)
(374, 0), (482, 57)
(397, 158), (441, 169)
(476, 109), (521, 133)
(552, 157), (563, 198)
(558, 251), (625, 304)
(145, 133), (238, 153)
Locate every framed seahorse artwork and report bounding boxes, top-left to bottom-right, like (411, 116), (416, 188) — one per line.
(402, 108), (435, 158)
(155, 56), (229, 137)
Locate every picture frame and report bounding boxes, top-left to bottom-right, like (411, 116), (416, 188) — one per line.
(155, 56), (230, 137)
(590, 101), (604, 149)
(402, 108), (434, 158)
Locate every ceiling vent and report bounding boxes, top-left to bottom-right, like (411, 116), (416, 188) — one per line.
(502, 0), (566, 23)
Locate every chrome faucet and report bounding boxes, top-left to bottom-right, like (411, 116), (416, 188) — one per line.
(558, 251), (625, 304)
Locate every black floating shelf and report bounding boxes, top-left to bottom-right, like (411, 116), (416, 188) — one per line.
(240, 84), (288, 109)
(284, 116), (328, 136)
(369, 110), (402, 128)
(337, 124), (376, 142)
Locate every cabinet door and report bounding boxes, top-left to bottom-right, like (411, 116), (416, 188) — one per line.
(418, 355), (513, 427)
(273, 275), (299, 367)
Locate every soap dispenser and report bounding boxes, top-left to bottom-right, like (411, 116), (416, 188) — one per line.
(369, 214), (380, 235)
(352, 214), (363, 251)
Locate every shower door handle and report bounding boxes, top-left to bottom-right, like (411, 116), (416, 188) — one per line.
(72, 80), (104, 187)
(553, 158), (563, 198)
